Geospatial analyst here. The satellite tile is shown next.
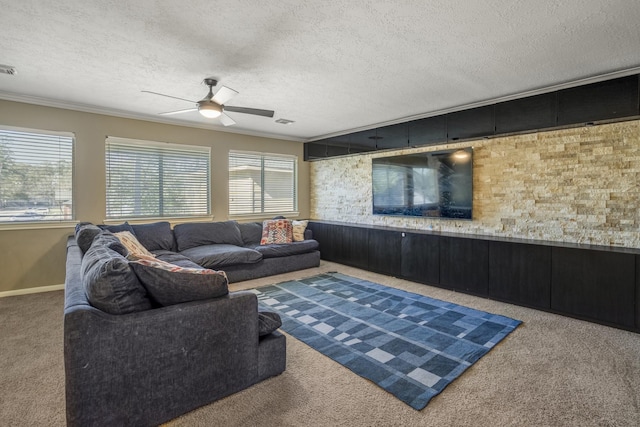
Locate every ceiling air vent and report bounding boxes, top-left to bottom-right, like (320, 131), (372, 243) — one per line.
(0, 64), (17, 75)
(275, 118), (295, 125)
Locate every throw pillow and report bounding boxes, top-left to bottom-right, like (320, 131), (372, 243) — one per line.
(114, 231), (155, 260)
(260, 219), (293, 245)
(292, 220), (309, 242)
(258, 311), (282, 336)
(81, 234), (152, 314)
(130, 258), (228, 306)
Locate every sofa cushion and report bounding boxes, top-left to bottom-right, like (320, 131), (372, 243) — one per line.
(74, 222), (102, 254)
(252, 240), (319, 259)
(174, 221), (244, 251)
(292, 220), (309, 242)
(152, 250), (203, 269)
(260, 219), (293, 245)
(258, 311), (282, 336)
(238, 222), (263, 245)
(180, 244), (262, 269)
(130, 221), (175, 251)
(130, 258), (228, 306)
(114, 231), (155, 260)
(98, 221), (135, 234)
(81, 233), (152, 314)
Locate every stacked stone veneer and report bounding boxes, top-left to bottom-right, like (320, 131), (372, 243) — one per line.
(310, 120), (640, 248)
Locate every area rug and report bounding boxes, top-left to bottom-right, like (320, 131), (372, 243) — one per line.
(254, 272), (522, 410)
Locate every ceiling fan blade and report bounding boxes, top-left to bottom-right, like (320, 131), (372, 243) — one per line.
(223, 106), (275, 117)
(142, 90), (195, 103)
(159, 108), (198, 115)
(218, 113), (236, 126)
(212, 86), (238, 105)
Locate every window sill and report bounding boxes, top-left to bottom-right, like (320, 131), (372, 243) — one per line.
(0, 220), (77, 231)
(103, 216), (215, 226)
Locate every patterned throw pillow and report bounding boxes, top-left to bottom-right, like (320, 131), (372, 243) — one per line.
(260, 219), (293, 245)
(114, 231), (155, 260)
(130, 258), (228, 306)
(292, 220), (309, 242)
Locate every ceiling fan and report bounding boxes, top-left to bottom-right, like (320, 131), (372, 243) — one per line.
(142, 78), (275, 126)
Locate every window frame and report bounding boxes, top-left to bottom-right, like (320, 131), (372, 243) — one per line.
(105, 136), (212, 222)
(0, 125), (75, 229)
(228, 150), (299, 219)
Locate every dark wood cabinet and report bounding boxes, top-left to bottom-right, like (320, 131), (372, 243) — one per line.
(368, 229), (402, 275)
(375, 123), (409, 150)
(488, 241), (551, 309)
(439, 236), (489, 296)
(557, 75), (639, 125)
(447, 105), (495, 141)
(303, 142), (326, 160)
(551, 247), (636, 328)
(495, 93), (557, 135)
(400, 232), (440, 285)
(309, 221), (640, 333)
(340, 226), (370, 270)
(408, 116), (447, 147)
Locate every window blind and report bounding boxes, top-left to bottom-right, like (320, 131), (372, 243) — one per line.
(106, 137), (210, 219)
(0, 126), (74, 223)
(228, 151), (297, 215)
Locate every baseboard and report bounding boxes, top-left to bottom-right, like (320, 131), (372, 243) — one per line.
(0, 284), (65, 298)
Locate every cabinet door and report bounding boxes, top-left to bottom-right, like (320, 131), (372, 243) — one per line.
(494, 92), (557, 135)
(488, 241), (551, 309)
(551, 247), (635, 328)
(368, 229), (401, 275)
(447, 105), (495, 141)
(400, 232), (439, 285)
(439, 236), (489, 295)
(339, 226), (369, 270)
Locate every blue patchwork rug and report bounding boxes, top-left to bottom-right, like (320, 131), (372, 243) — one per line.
(254, 272), (522, 410)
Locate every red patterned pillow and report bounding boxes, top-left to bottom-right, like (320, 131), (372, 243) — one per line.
(260, 219), (293, 245)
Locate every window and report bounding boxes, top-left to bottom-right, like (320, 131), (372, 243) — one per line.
(228, 151), (297, 216)
(0, 126), (73, 223)
(106, 137), (210, 219)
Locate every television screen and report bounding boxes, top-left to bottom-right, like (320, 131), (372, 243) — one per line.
(372, 148), (473, 219)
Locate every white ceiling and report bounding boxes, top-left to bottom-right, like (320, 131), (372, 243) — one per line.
(1, 1), (640, 142)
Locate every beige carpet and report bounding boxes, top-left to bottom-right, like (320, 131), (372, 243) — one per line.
(2, 261), (639, 427)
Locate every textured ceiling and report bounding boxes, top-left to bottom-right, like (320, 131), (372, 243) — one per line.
(1, 0), (640, 141)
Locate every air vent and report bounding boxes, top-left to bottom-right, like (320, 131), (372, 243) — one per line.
(275, 118), (295, 125)
(0, 64), (17, 75)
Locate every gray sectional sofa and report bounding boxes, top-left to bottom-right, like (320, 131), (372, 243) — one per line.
(64, 219), (320, 426)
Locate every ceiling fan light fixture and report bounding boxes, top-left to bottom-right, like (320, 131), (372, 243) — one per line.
(198, 101), (222, 118)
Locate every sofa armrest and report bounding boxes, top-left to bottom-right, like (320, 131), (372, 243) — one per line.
(64, 291), (260, 426)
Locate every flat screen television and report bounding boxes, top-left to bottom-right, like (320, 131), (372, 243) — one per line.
(372, 148), (473, 219)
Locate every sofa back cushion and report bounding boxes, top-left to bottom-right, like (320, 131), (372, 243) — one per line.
(130, 221), (175, 251)
(174, 221), (244, 251)
(74, 222), (102, 255)
(81, 233), (152, 314)
(238, 222), (263, 245)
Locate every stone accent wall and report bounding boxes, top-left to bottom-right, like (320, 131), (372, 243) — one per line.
(310, 120), (640, 248)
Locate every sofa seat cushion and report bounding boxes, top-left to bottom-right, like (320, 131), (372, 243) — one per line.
(180, 244), (263, 269)
(130, 258), (228, 306)
(251, 240), (319, 259)
(81, 233), (152, 314)
(152, 250), (204, 269)
(174, 221), (244, 251)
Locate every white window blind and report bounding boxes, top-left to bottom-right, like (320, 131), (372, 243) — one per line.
(0, 126), (73, 223)
(106, 137), (210, 219)
(228, 151), (297, 216)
